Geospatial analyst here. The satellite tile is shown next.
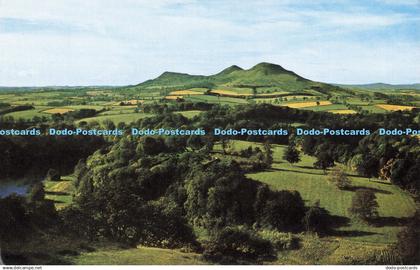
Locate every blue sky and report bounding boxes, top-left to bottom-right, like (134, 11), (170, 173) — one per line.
(0, 0), (419, 86)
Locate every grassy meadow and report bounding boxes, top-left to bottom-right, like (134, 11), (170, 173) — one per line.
(222, 141), (416, 245)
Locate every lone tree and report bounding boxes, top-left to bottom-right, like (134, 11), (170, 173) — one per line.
(263, 141), (273, 168)
(328, 167), (351, 190)
(283, 142), (301, 165)
(349, 189), (378, 221)
(314, 152), (334, 172)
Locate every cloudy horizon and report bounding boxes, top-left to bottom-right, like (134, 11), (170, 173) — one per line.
(0, 0), (419, 86)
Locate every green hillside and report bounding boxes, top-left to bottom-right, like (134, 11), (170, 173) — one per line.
(132, 62), (348, 94)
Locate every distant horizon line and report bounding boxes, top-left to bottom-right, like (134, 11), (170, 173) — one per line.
(1, 82), (419, 88)
(0, 62), (419, 88)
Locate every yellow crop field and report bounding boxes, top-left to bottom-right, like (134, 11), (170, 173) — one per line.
(169, 90), (204, 95)
(43, 108), (74, 114)
(284, 101), (332, 108)
(210, 90), (252, 96)
(165, 95), (183, 100)
(376, 104), (416, 111)
(329, 109), (357, 114)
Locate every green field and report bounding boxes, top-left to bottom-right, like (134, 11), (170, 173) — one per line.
(76, 112), (153, 124)
(175, 110), (203, 118)
(4, 107), (52, 120)
(45, 176), (75, 209)
(221, 141), (416, 244)
(186, 95), (249, 105)
(69, 246), (204, 265)
(302, 104), (349, 111)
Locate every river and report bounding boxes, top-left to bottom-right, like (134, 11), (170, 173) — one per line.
(0, 180), (30, 198)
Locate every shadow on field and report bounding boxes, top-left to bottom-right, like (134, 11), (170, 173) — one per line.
(296, 165), (320, 170)
(330, 230), (379, 238)
(345, 186), (392, 195)
(46, 198), (66, 204)
(370, 216), (410, 227)
(45, 191), (69, 196)
(327, 215), (351, 229)
(2, 251), (71, 265)
(267, 168), (325, 176)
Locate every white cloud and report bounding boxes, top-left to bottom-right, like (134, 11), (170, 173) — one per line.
(0, 0), (418, 85)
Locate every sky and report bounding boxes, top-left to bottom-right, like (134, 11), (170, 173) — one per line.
(0, 0), (419, 86)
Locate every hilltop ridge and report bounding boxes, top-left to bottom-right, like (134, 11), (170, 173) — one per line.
(135, 62), (338, 93)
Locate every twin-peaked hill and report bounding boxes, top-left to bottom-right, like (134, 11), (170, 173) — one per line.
(133, 62), (346, 95)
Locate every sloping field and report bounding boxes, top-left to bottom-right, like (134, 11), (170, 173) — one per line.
(169, 90), (204, 95)
(4, 107), (52, 120)
(70, 246), (204, 265)
(165, 95), (184, 100)
(328, 109), (357, 114)
(210, 89), (253, 97)
(45, 176), (75, 210)
(115, 100), (144, 105)
(376, 104), (416, 111)
(218, 140), (416, 244)
(175, 110), (202, 118)
(76, 113), (153, 124)
(283, 101), (332, 108)
(247, 144), (415, 244)
(43, 108), (75, 114)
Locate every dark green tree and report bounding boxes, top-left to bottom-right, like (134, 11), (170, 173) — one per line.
(348, 189), (379, 221)
(313, 152), (334, 172)
(283, 143), (301, 165)
(303, 200), (331, 234)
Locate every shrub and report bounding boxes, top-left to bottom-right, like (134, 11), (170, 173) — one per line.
(303, 201), (332, 234)
(203, 226), (275, 264)
(328, 167), (351, 190)
(258, 229), (299, 251)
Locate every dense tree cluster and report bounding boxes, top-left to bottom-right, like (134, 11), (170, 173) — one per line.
(0, 135), (105, 179)
(65, 136), (310, 253)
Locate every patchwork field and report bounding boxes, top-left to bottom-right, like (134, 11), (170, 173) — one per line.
(376, 104), (416, 111)
(165, 95), (184, 100)
(328, 109), (357, 114)
(43, 108), (75, 114)
(210, 89), (253, 97)
(186, 94), (249, 104)
(76, 112), (153, 124)
(283, 101), (332, 108)
(169, 90), (204, 95)
(115, 100), (144, 105)
(4, 107), (52, 120)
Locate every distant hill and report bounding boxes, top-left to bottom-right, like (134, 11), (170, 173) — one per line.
(335, 83), (420, 91)
(135, 62), (345, 94)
